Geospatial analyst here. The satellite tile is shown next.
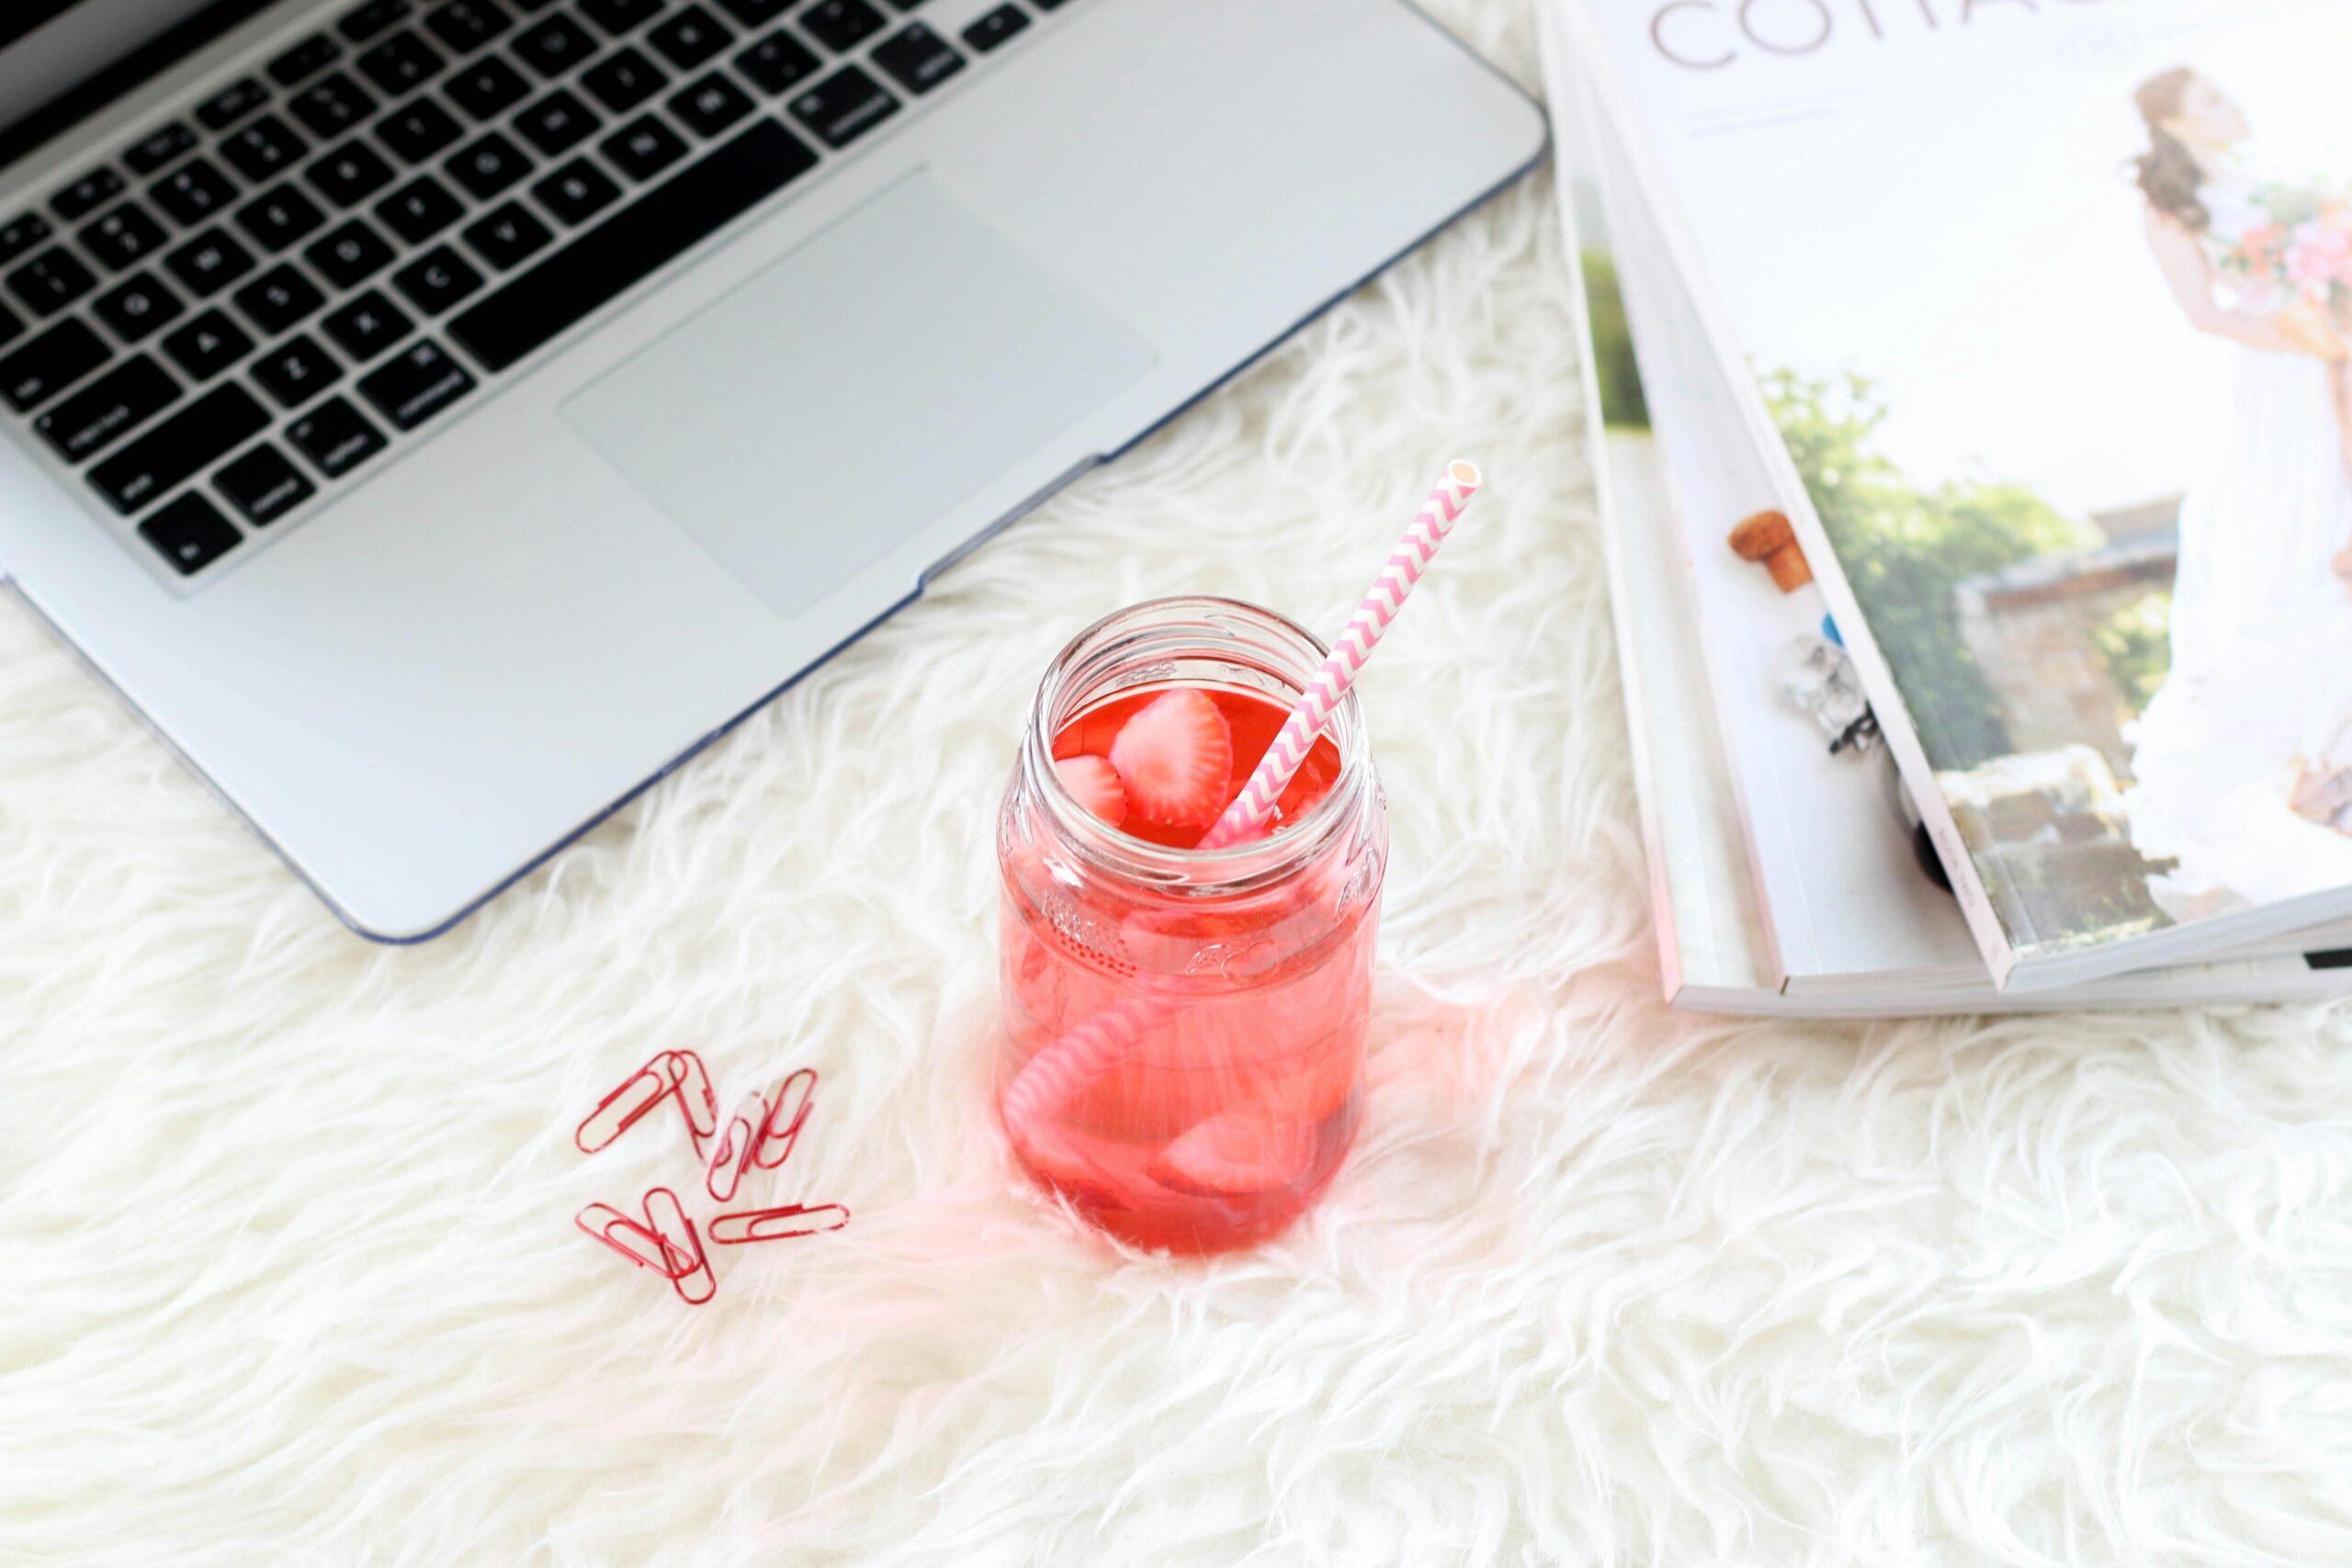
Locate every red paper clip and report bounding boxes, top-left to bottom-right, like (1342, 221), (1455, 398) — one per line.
(573, 1055), (835, 1303)
(575, 1050), (720, 1155)
(707, 1202), (851, 1245)
(703, 1088), (768, 1203)
(642, 1186), (716, 1305)
(667, 1050), (719, 1151)
(752, 1067), (818, 1171)
(575, 1053), (682, 1155)
(576, 1198), (697, 1278)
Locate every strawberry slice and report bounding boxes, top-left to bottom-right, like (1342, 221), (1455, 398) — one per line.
(1055, 754), (1129, 828)
(1107, 689), (1234, 829)
(1009, 1116), (1131, 1213)
(1147, 1104), (1318, 1197)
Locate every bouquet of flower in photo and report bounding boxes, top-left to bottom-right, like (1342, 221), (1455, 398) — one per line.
(2222, 182), (2352, 348)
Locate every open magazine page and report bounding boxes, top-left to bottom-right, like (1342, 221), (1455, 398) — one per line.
(1579, 72), (1995, 994)
(1540, 3), (1774, 1001)
(1545, 9), (2352, 1010)
(1572, 0), (2352, 989)
(1583, 74), (2352, 1006)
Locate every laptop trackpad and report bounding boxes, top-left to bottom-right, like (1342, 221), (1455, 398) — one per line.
(561, 171), (1156, 619)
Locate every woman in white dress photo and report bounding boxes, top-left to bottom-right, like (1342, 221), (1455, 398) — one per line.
(2122, 66), (2352, 920)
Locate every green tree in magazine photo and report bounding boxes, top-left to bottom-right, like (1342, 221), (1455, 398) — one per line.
(1762, 368), (2101, 771)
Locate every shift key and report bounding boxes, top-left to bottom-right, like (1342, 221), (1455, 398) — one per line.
(89, 384), (268, 513)
(37, 355), (182, 462)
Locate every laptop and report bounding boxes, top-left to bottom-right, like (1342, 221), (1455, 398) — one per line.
(0, 0), (1544, 941)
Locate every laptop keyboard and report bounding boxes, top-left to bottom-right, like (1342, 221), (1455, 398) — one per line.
(0, 0), (1075, 582)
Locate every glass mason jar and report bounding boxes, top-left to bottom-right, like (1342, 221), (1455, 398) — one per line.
(997, 597), (1387, 1253)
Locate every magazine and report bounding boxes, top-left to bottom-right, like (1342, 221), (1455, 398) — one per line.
(1566, 0), (2352, 990)
(1539, 4), (2352, 1012)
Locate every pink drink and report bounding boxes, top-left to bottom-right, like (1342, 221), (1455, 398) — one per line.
(998, 601), (1385, 1253)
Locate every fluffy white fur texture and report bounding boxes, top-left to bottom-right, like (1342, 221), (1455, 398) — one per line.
(8, 6), (2352, 1562)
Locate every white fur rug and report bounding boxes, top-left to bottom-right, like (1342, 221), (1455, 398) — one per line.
(8, 6), (2352, 1562)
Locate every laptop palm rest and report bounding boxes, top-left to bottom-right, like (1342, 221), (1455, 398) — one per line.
(560, 170), (1156, 621)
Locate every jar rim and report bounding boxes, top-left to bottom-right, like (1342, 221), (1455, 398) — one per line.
(1022, 596), (1373, 895)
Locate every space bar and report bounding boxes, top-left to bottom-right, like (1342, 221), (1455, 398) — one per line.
(450, 120), (820, 374)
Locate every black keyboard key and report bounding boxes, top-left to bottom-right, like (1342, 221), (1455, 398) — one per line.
(447, 55), (532, 118)
(514, 15), (600, 75)
(376, 175), (465, 242)
(0, 300), (20, 349)
(197, 77), (271, 131)
(455, 119), (814, 370)
(291, 73), (379, 138)
(717, 0), (795, 23)
(581, 46), (666, 111)
(359, 30), (447, 96)
(667, 72), (752, 137)
(269, 33), (344, 86)
(342, 0), (413, 40)
(139, 491), (243, 575)
(125, 122), (199, 175)
(377, 97), (465, 162)
(37, 355), (182, 461)
(799, 0), (884, 52)
(52, 167), (126, 221)
(870, 24), (961, 95)
(90, 384), (269, 513)
(305, 218), (398, 287)
(888, 0), (927, 9)
(234, 184), (328, 252)
(734, 29), (817, 94)
(322, 288), (413, 358)
(425, 0), (513, 52)
(359, 336), (475, 428)
(393, 244), (484, 311)
(461, 199), (552, 267)
(530, 156), (620, 222)
(0, 319), (110, 410)
(161, 310), (254, 380)
(93, 273), (186, 343)
(253, 333), (344, 406)
(1032, 0), (1069, 10)
(647, 5), (730, 66)
(598, 114), (685, 181)
(164, 229), (257, 296)
(961, 6), (1026, 51)
(222, 116), (310, 181)
(515, 88), (601, 152)
(512, 0), (564, 9)
(446, 130), (532, 197)
(7, 247), (97, 315)
(787, 65), (895, 148)
(153, 158), (238, 226)
(215, 443), (316, 525)
(288, 395), (387, 477)
(307, 140), (398, 205)
(582, 0), (665, 33)
(0, 214), (52, 265)
(232, 263), (326, 334)
(80, 203), (171, 270)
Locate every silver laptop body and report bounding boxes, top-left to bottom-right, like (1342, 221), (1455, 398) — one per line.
(0, 0), (1544, 939)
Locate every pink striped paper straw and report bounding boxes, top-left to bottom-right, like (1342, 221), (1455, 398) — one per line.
(1001, 996), (1165, 1134)
(1000, 460), (1482, 1141)
(1196, 459), (1482, 851)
